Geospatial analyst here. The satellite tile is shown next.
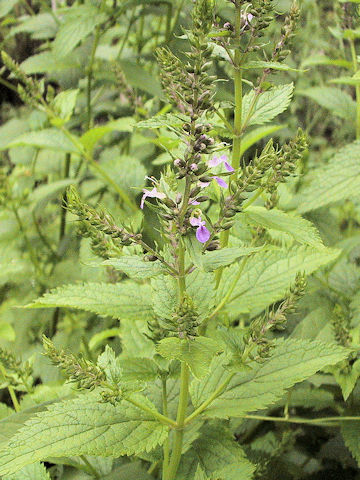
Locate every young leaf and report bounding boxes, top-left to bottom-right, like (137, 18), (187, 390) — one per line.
(218, 246), (340, 318)
(242, 206), (324, 248)
(242, 83), (294, 127)
(0, 395), (168, 476)
(177, 424), (255, 480)
(97, 345), (122, 385)
(26, 282), (153, 321)
(341, 421), (360, 466)
(100, 256), (167, 279)
(191, 339), (348, 418)
(297, 141), (360, 213)
(156, 337), (221, 379)
(52, 89), (79, 124)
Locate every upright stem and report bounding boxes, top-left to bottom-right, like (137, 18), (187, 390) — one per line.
(349, 38), (360, 139)
(166, 363), (190, 480)
(162, 378), (170, 479)
(0, 365), (20, 412)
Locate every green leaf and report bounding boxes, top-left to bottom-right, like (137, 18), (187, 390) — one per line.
(151, 275), (178, 320)
(0, 321), (16, 342)
(119, 60), (162, 97)
(301, 55), (353, 69)
(53, 6), (106, 58)
(102, 462), (153, 480)
(28, 179), (76, 213)
(242, 83), (294, 127)
(156, 337), (221, 379)
(26, 282), (153, 321)
(297, 141), (360, 213)
(243, 60), (305, 72)
(330, 73), (360, 86)
(100, 256), (168, 279)
(88, 328), (121, 351)
(219, 246), (340, 318)
(0, 0), (18, 17)
(178, 424), (255, 480)
(10, 13), (57, 40)
(342, 421), (360, 466)
(119, 319), (155, 358)
(0, 395), (167, 476)
(240, 124), (285, 156)
(97, 346), (122, 385)
(200, 247), (262, 272)
(52, 89), (79, 124)
(190, 339), (348, 418)
(137, 113), (187, 129)
(3, 463), (51, 480)
(121, 357), (159, 382)
(80, 118), (135, 153)
(20, 52), (77, 74)
(242, 206), (324, 248)
(297, 87), (356, 121)
(194, 465), (209, 480)
(2, 129), (80, 154)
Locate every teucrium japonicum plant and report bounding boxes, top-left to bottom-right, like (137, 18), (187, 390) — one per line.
(0, 1), (358, 479)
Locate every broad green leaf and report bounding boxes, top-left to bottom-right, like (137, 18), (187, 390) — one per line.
(297, 141), (360, 213)
(10, 13), (57, 40)
(53, 6), (106, 58)
(297, 87), (356, 121)
(330, 74), (360, 86)
(28, 179), (76, 213)
(26, 282), (153, 321)
(156, 337), (221, 379)
(219, 246), (340, 318)
(240, 124), (285, 156)
(341, 421), (360, 466)
(190, 339), (348, 417)
(3, 463), (50, 480)
(97, 346), (122, 385)
(242, 83), (294, 127)
(119, 320), (155, 358)
(2, 129), (80, 154)
(151, 275), (178, 320)
(0, 0), (18, 17)
(20, 52), (77, 74)
(100, 256), (167, 279)
(80, 118), (135, 153)
(290, 307), (333, 342)
(121, 357), (159, 382)
(243, 60), (305, 72)
(0, 395), (167, 476)
(199, 247), (262, 272)
(119, 60), (162, 97)
(0, 321), (16, 342)
(186, 270), (216, 320)
(242, 206), (324, 248)
(103, 461), (153, 480)
(301, 55), (352, 70)
(276, 385), (335, 411)
(52, 89), (79, 124)
(178, 424), (255, 480)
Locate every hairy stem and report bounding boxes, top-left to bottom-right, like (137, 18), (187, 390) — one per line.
(166, 363), (190, 480)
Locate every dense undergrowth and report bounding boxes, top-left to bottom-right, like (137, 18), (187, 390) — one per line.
(0, 0), (360, 479)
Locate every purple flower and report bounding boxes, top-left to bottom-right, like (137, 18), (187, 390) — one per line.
(190, 216), (211, 243)
(140, 187), (166, 209)
(199, 176), (228, 189)
(209, 154), (234, 173)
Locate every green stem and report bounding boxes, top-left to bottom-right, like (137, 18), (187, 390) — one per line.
(165, 3), (173, 43)
(12, 206), (41, 275)
(59, 153), (71, 243)
(166, 363), (190, 480)
(125, 397), (177, 428)
(162, 378), (170, 479)
(349, 38), (360, 139)
(185, 372), (235, 425)
(242, 414), (360, 427)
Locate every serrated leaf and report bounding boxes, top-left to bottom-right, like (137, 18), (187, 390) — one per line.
(121, 357), (159, 382)
(243, 60), (305, 72)
(2, 129), (80, 154)
(218, 246), (340, 318)
(52, 89), (79, 124)
(119, 319), (155, 358)
(0, 395), (167, 476)
(0, 0), (18, 17)
(242, 83), (294, 127)
(151, 275), (178, 320)
(342, 421), (360, 466)
(240, 124), (285, 156)
(177, 424), (255, 480)
(194, 465), (209, 480)
(3, 462), (51, 480)
(301, 55), (352, 69)
(190, 339), (348, 418)
(53, 6), (106, 58)
(200, 247), (262, 272)
(137, 113), (187, 129)
(10, 14), (57, 40)
(297, 87), (356, 121)
(21, 52), (77, 74)
(97, 346), (122, 384)
(297, 141), (360, 213)
(242, 206), (324, 248)
(156, 337), (221, 379)
(26, 282), (153, 321)
(119, 60), (162, 97)
(100, 256), (167, 279)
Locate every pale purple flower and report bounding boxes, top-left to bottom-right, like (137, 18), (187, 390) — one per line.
(190, 216), (211, 243)
(209, 154), (234, 173)
(140, 187), (166, 209)
(199, 176), (228, 189)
